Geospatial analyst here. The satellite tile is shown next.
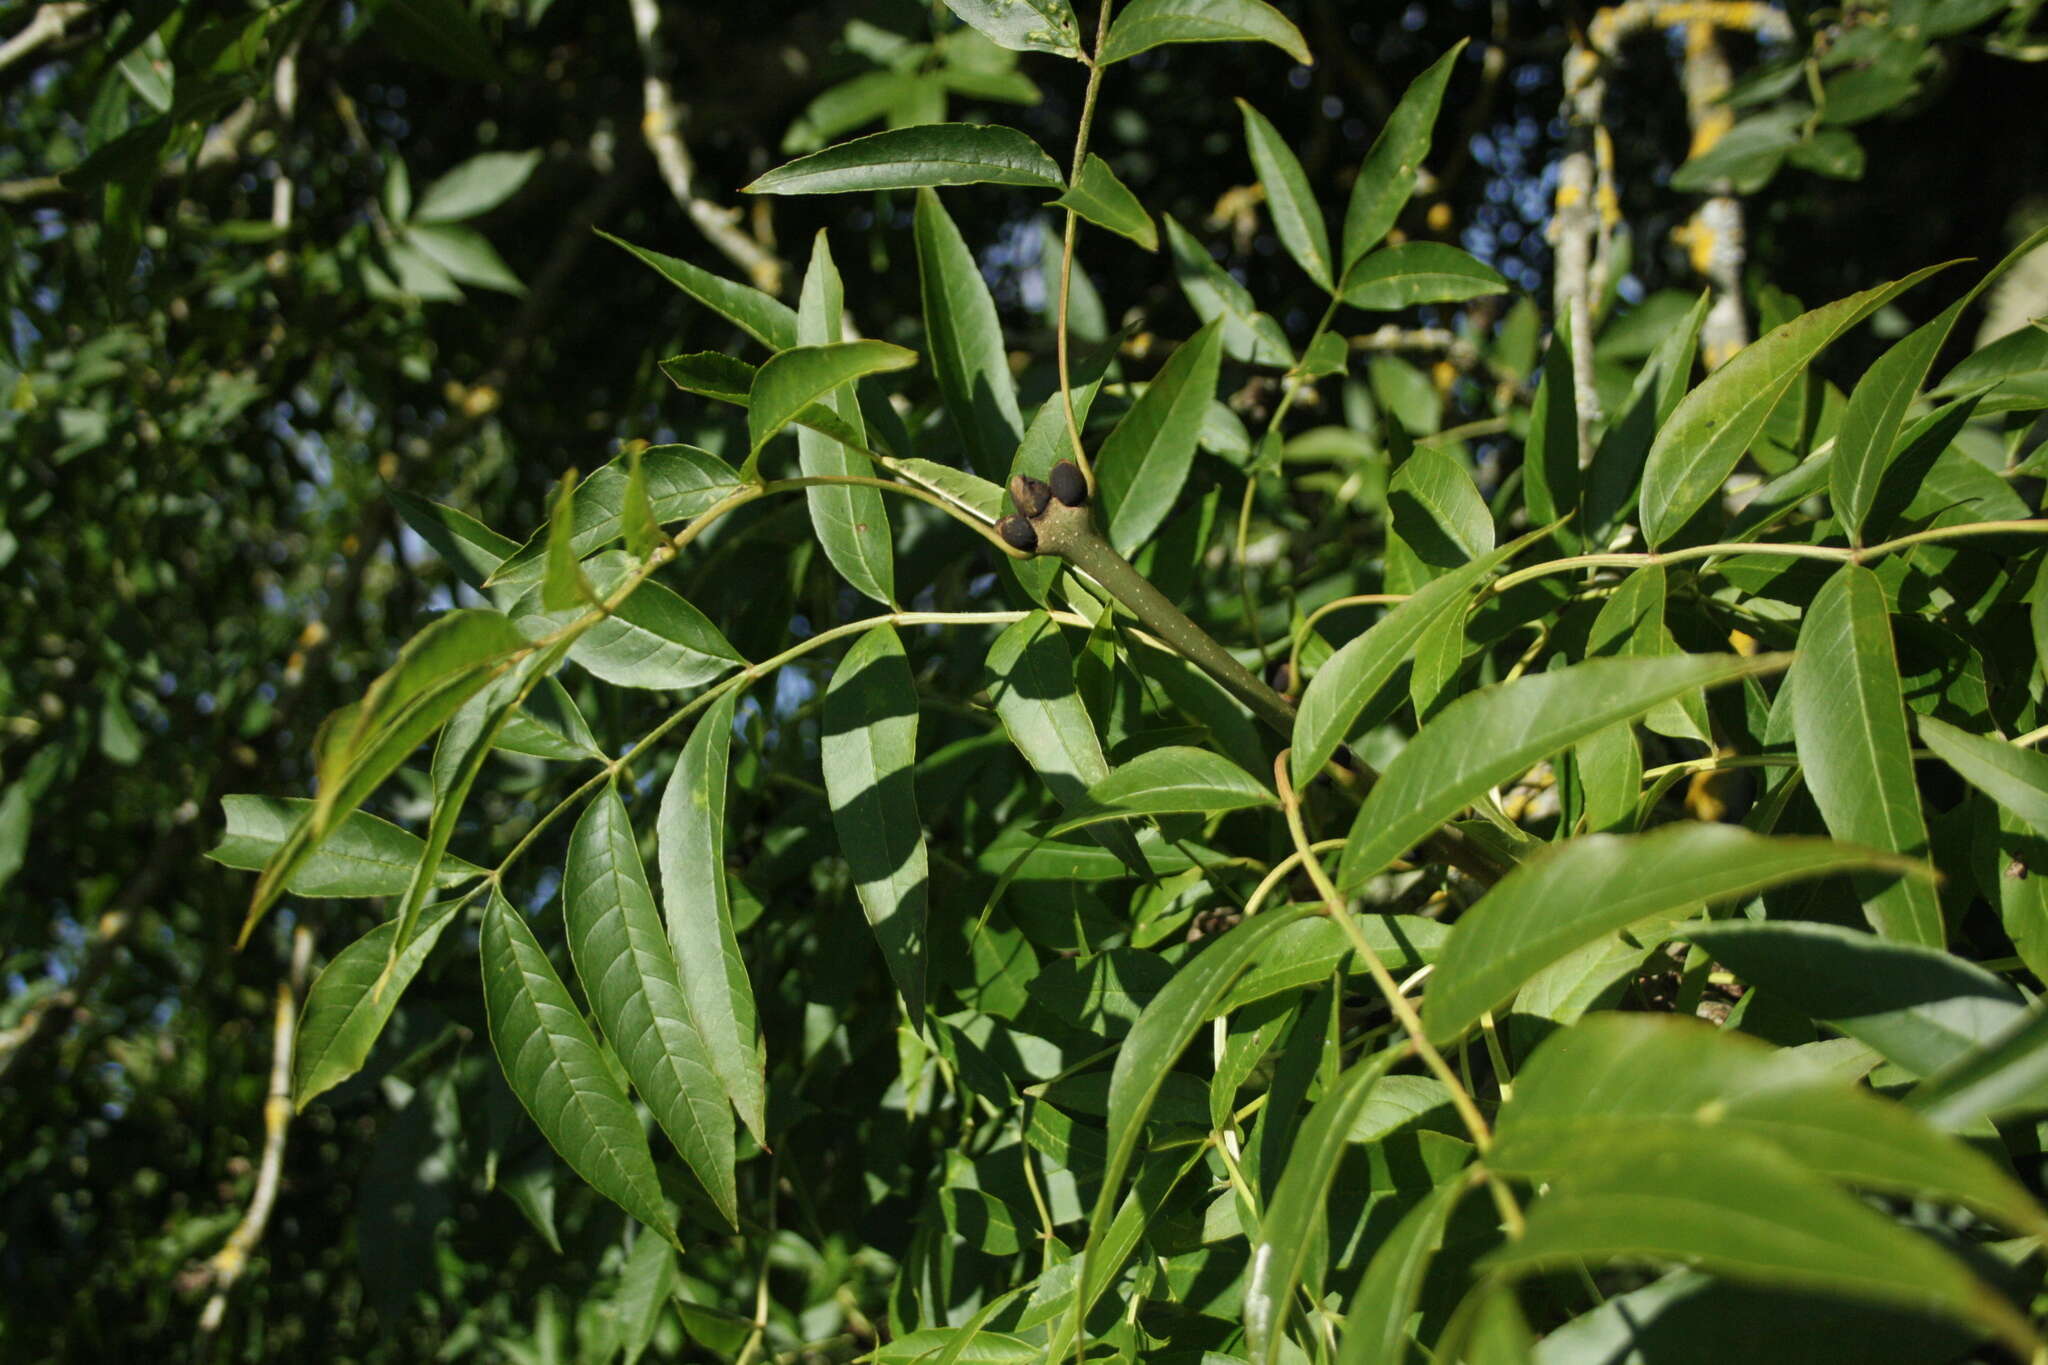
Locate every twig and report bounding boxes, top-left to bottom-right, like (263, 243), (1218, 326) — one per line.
(0, 2), (91, 76)
(624, 0), (784, 293)
(195, 924), (314, 1335)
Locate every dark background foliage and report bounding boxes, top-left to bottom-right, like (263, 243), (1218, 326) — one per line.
(3, 0), (2044, 1358)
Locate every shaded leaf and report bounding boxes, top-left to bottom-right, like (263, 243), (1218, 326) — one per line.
(1492, 1014), (2048, 1238)
(1094, 318), (1225, 554)
(564, 786), (738, 1226)
(1425, 826), (1924, 1047)
(1337, 653), (1787, 890)
(480, 891), (677, 1244)
(1685, 920), (2024, 1077)
(1164, 214), (1293, 366)
(295, 901), (463, 1108)
(917, 189), (1026, 479)
(1050, 152), (1156, 251)
(1049, 745), (1273, 836)
(658, 689), (768, 1147)
(1482, 1127), (2037, 1357)
(1917, 714), (2048, 838)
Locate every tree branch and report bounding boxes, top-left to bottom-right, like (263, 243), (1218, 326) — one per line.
(194, 924), (313, 1336)
(624, 0), (784, 294)
(0, 2), (92, 76)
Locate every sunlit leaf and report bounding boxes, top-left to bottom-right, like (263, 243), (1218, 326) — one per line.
(1100, 0), (1312, 66)
(745, 124), (1063, 195)
(822, 625), (929, 1023)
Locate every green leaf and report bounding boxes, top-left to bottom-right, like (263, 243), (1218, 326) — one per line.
(1523, 327), (1581, 548)
(984, 612), (1145, 872)
(599, 229), (795, 350)
(621, 447), (660, 560)
(1222, 914), (1448, 1011)
(1337, 1177), (1472, 1365)
(794, 233), (895, 605)
(1164, 215), (1293, 366)
(658, 689), (768, 1148)
(744, 124), (1063, 196)
(1637, 264), (1950, 546)
(1385, 443), (1493, 591)
(1910, 1002), (2048, 1127)
(657, 352), (868, 448)
(496, 678), (602, 761)
(517, 552), (745, 691)
(1087, 906), (1312, 1286)
(294, 901), (463, 1108)
(1424, 826), (1925, 1048)
(564, 785), (738, 1227)
(1482, 1127), (2039, 1358)
(1337, 653), (1787, 890)
(542, 469), (591, 611)
(1292, 530), (1544, 787)
(1831, 297), (1975, 543)
(389, 491), (516, 592)
(413, 149), (541, 222)
(1686, 920), (2024, 1077)
(1049, 745), (1273, 836)
(1341, 241), (1507, 311)
(1791, 564), (1942, 945)
(1586, 564), (1709, 744)
(1918, 714), (2048, 838)
(1049, 153), (1156, 251)
(1491, 1013), (2048, 1239)
(1342, 42), (1463, 271)
(1237, 99), (1331, 289)
(246, 610), (529, 940)
(747, 340), (918, 463)
(404, 224), (524, 294)
(822, 626), (929, 1023)
(1094, 318), (1225, 554)
(371, 0), (505, 82)
(211, 796), (483, 897)
(1245, 1046), (1404, 1365)
(489, 446), (744, 590)
(480, 891), (677, 1244)
(617, 1229), (678, 1365)
(1668, 107), (1803, 193)
(916, 189), (1026, 480)
(1099, 0), (1312, 66)
(941, 0), (1083, 58)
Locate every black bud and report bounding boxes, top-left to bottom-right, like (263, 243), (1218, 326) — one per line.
(997, 515), (1039, 553)
(1049, 460), (1087, 507)
(1008, 474), (1050, 519)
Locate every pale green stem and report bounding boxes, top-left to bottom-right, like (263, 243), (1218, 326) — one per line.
(1274, 751), (1526, 1240)
(1056, 0), (1115, 490)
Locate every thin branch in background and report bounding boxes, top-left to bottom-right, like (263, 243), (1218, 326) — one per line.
(624, 0), (784, 294)
(0, 2), (92, 75)
(194, 924), (314, 1336)
(1550, 34), (1607, 473)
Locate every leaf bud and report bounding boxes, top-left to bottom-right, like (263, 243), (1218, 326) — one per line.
(997, 515), (1039, 554)
(1049, 460), (1087, 508)
(1009, 474), (1051, 519)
